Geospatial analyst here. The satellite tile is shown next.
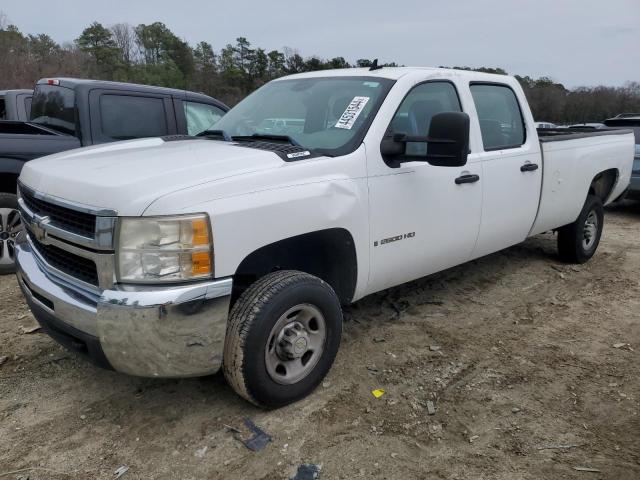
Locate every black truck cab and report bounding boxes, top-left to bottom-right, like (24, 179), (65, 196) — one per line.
(0, 78), (228, 273)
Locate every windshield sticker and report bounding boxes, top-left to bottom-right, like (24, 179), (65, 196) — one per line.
(363, 81), (380, 87)
(286, 150), (311, 159)
(335, 96), (370, 130)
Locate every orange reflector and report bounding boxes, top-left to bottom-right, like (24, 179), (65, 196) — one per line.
(191, 251), (211, 275)
(192, 219), (209, 246)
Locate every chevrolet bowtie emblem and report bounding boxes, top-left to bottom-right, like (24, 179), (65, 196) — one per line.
(31, 215), (50, 243)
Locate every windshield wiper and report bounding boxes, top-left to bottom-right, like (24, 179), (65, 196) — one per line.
(232, 133), (302, 147)
(196, 129), (233, 141)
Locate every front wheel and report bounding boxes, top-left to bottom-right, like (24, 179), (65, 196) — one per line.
(0, 193), (22, 275)
(557, 194), (604, 264)
(223, 270), (342, 408)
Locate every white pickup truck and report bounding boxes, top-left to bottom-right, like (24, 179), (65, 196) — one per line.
(14, 67), (635, 407)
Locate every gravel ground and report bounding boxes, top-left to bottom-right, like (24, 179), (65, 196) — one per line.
(1, 202), (639, 480)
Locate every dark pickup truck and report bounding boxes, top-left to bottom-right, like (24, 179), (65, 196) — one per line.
(0, 78), (228, 273)
(0, 89), (33, 121)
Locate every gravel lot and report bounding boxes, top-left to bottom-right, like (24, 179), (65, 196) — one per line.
(1, 203), (639, 480)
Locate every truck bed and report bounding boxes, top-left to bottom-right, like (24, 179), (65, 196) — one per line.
(530, 128), (635, 235)
(0, 121), (63, 136)
(0, 122), (81, 162)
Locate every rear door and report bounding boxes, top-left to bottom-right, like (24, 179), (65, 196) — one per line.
(469, 82), (542, 259)
(88, 90), (177, 144)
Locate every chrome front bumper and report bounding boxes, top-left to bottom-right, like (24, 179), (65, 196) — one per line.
(15, 234), (232, 378)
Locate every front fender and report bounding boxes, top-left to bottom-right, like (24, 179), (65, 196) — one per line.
(210, 177), (370, 301)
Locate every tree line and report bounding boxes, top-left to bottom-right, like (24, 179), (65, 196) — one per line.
(1, 13), (638, 123)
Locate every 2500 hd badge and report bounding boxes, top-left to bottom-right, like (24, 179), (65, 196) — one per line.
(374, 232), (416, 247)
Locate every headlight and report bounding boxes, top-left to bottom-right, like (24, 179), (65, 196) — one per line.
(116, 214), (213, 283)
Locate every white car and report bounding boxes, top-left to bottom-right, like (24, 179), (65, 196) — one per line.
(15, 67), (635, 407)
(534, 121), (557, 129)
(568, 123), (606, 130)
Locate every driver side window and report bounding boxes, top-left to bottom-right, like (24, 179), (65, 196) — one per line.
(389, 81), (462, 157)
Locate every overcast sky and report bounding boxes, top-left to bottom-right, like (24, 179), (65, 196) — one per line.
(2, 0), (639, 88)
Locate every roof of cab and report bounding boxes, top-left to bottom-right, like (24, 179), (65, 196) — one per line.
(35, 78), (228, 109)
(0, 89), (33, 96)
(275, 67), (514, 83)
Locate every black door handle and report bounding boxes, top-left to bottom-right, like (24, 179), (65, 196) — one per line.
(455, 174), (480, 185)
(520, 163), (539, 172)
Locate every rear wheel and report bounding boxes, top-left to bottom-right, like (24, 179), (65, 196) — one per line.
(0, 193), (22, 275)
(223, 270), (342, 408)
(557, 194), (604, 264)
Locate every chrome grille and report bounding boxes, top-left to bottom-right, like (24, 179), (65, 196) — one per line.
(18, 182), (117, 289)
(28, 231), (99, 286)
(20, 188), (96, 238)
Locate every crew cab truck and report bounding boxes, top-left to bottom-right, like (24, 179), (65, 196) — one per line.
(14, 68), (634, 407)
(0, 78), (228, 273)
(0, 89), (33, 121)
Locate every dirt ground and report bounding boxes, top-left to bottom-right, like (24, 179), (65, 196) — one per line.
(1, 203), (639, 480)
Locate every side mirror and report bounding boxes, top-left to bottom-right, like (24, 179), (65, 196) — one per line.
(379, 111), (470, 167)
(425, 112), (470, 167)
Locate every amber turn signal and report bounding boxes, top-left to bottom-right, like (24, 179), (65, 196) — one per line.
(191, 251), (212, 275)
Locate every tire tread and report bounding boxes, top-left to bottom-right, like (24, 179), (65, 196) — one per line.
(557, 194), (603, 264)
(223, 270), (336, 406)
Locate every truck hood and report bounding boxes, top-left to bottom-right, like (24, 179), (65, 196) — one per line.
(19, 138), (286, 215)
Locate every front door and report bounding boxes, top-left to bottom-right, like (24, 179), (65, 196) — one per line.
(365, 80), (483, 294)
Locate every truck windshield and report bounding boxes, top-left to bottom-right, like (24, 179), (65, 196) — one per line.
(30, 85), (77, 136)
(212, 76), (394, 156)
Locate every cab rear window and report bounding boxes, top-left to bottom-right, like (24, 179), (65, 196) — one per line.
(31, 85), (77, 135)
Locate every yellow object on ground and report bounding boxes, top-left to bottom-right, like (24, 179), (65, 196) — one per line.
(371, 389), (386, 398)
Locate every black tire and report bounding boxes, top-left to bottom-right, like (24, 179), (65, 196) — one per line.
(557, 194), (604, 264)
(223, 270), (342, 408)
(0, 192), (20, 275)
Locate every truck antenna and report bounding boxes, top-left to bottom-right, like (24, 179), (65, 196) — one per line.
(369, 59), (383, 71)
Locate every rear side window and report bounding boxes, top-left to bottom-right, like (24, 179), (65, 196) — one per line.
(0, 98), (5, 119)
(184, 101), (225, 136)
(470, 84), (525, 150)
(389, 81), (462, 157)
(100, 95), (168, 140)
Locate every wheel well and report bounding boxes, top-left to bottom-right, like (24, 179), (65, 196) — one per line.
(0, 173), (18, 194)
(589, 169), (618, 202)
(231, 228), (358, 307)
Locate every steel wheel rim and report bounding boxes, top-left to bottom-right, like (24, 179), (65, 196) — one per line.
(265, 303), (327, 385)
(582, 210), (598, 250)
(0, 208), (22, 266)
